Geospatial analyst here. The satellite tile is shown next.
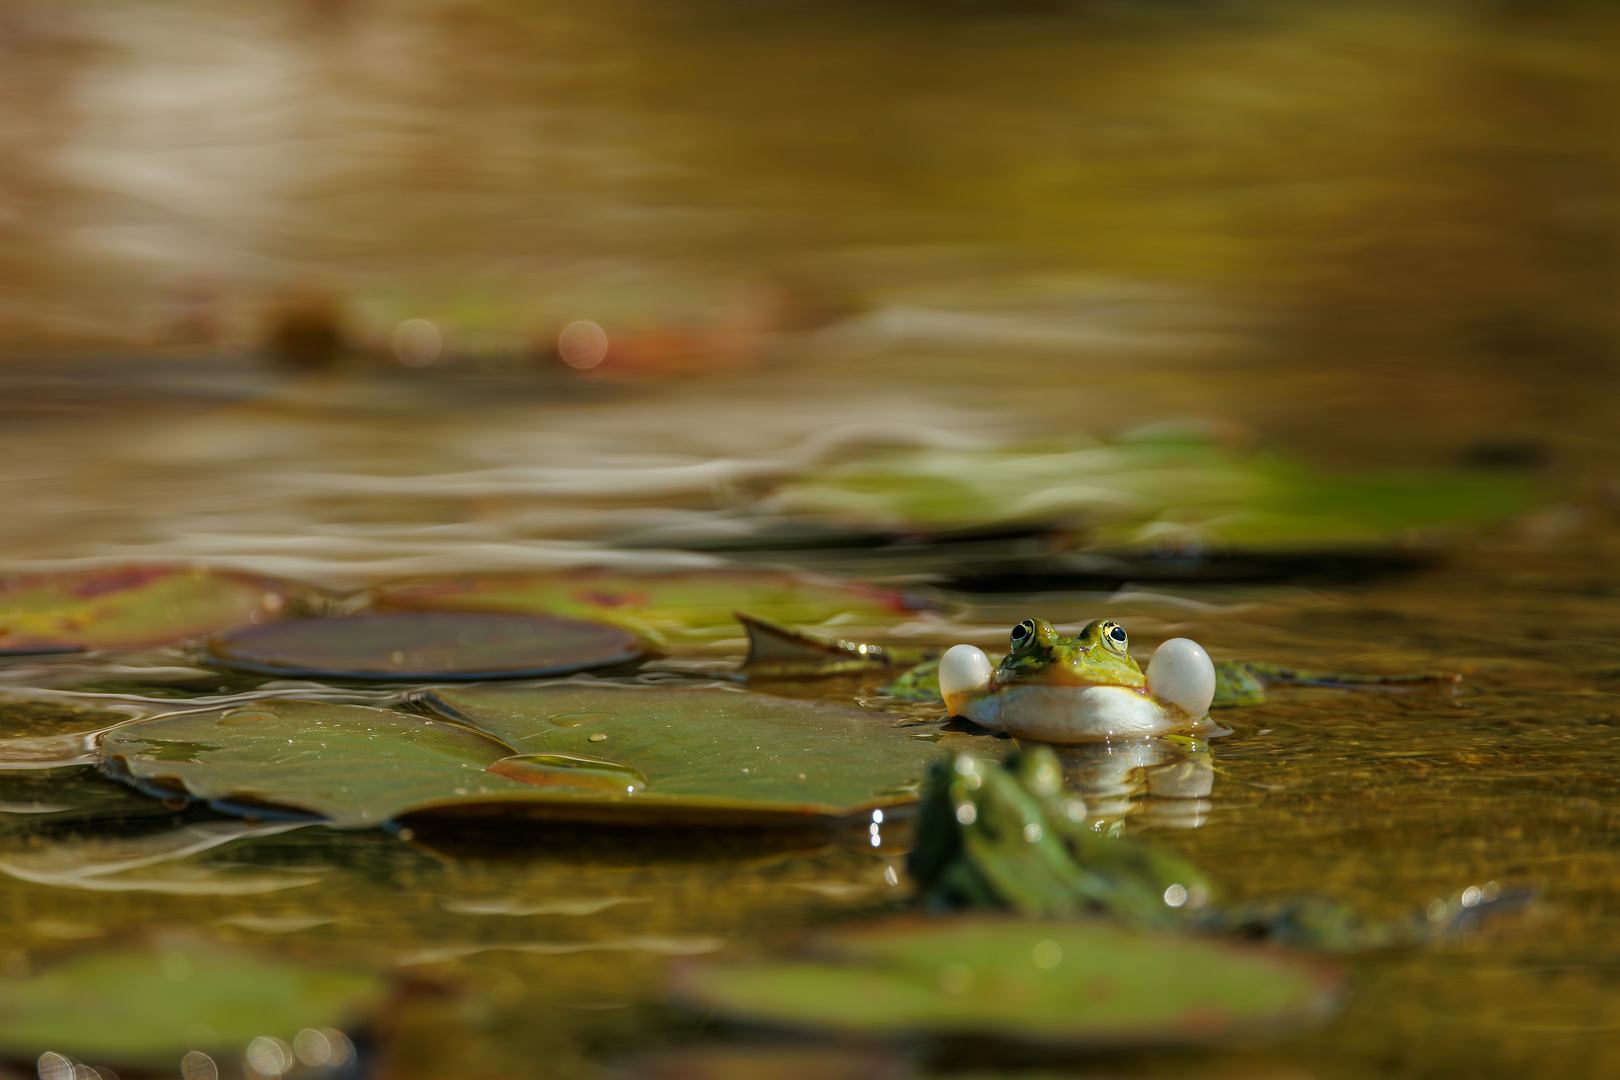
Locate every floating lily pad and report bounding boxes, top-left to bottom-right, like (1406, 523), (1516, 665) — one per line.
(101, 687), (944, 827)
(376, 568), (930, 645)
(102, 701), (543, 827)
(207, 612), (643, 681)
(425, 683), (943, 823)
(676, 916), (1337, 1046)
(0, 940), (386, 1068)
(0, 567), (297, 654)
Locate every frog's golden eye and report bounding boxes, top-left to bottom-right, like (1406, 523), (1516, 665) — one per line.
(1010, 619), (1036, 650)
(1102, 622), (1128, 653)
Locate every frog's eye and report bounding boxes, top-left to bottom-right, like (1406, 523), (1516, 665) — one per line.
(1103, 622), (1128, 653)
(1010, 620), (1036, 650)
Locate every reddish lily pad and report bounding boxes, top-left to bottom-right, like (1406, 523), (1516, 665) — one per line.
(207, 612), (643, 681)
(375, 568), (930, 645)
(676, 916), (1338, 1046)
(0, 567), (296, 654)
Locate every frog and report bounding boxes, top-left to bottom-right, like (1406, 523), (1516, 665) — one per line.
(935, 617), (1217, 742)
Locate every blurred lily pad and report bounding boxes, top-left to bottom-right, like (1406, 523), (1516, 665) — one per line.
(0, 567), (297, 654)
(768, 432), (1541, 551)
(675, 916), (1336, 1045)
(208, 611), (643, 681)
(101, 688), (942, 827)
(0, 940), (385, 1068)
(376, 568), (931, 645)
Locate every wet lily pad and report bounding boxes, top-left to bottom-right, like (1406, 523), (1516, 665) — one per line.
(102, 701), (543, 826)
(0, 940), (386, 1068)
(208, 611), (643, 681)
(101, 687), (944, 827)
(676, 916), (1337, 1046)
(0, 567), (296, 654)
(424, 683), (943, 823)
(376, 568), (930, 645)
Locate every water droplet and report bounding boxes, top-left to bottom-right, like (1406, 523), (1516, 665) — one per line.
(588, 733), (607, 743)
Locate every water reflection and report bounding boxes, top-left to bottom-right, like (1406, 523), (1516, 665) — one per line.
(1052, 736), (1215, 830)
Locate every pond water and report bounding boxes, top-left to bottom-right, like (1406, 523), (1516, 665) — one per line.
(1, 0), (1619, 1077)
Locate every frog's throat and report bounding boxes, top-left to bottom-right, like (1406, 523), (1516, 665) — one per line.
(960, 683), (1181, 742)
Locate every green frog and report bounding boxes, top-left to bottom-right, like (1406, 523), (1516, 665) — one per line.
(935, 618), (1217, 742)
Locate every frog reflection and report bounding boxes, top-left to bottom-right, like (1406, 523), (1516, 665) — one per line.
(1053, 737), (1214, 830)
(937, 618), (1217, 742)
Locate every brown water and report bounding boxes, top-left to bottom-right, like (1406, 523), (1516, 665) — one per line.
(1, 0), (1619, 1076)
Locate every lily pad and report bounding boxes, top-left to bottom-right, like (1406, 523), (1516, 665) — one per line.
(424, 683), (944, 824)
(375, 568), (930, 645)
(207, 611), (643, 681)
(0, 567), (296, 654)
(0, 940), (386, 1068)
(675, 916), (1337, 1046)
(101, 687), (944, 827)
(102, 701), (543, 827)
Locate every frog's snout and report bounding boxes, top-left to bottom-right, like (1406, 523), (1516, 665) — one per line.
(938, 643), (994, 716)
(1146, 638), (1217, 718)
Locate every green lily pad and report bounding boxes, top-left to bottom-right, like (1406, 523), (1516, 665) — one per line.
(207, 612), (643, 681)
(425, 683), (944, 824)
(375, 568), (930, 645)
(0, 567), (297, 654)
(675, 916), (1337, 1046)
(102, 700), (542, 826)
(100, 687), (944, 827)
(0, 940), (386, 1068)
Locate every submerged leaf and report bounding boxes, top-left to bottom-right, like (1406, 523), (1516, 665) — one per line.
(376, 567), (930, 645)
(0, 941), (386, 1067)
(208, 611), (644, 681)
(0, 567), (297, 653)
(676, 916), (1337, 1045)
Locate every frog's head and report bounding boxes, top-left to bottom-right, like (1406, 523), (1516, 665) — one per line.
(938, 617), (1217, 724)
(996, 617), (1145, 689)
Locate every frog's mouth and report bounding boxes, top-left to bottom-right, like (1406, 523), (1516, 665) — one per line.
(938, 639), (1215, 720)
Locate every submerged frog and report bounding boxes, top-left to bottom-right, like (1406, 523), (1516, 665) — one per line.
(937, 618), (1216, 742)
